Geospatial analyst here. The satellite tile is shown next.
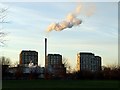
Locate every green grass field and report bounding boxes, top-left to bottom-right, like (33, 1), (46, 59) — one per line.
(2, 80), (120, 89)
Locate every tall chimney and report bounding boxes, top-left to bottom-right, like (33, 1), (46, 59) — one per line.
(45, 38), (47, 67)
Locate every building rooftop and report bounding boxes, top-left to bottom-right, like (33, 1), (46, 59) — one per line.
(20, 50), (38, 54)
(48, 54), (62, 56)
(21, 50), (37, 52)
(80, 52), (94, 55)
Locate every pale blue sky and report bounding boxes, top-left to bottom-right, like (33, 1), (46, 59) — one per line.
(0, 2), (118, 68)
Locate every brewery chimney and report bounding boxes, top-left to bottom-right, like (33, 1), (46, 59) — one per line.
(45, 38), (47, 67)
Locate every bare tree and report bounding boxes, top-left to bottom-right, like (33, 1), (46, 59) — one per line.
(62, 57), (72, 73)
(0, 56), (11, 65)
(0, 7), (8, 46)
(12, 61), (19, 67)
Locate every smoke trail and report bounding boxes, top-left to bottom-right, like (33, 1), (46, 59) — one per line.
(85, 4), (96, 17)
(47, 4), (96, 32)
(47, 5), (82, 32)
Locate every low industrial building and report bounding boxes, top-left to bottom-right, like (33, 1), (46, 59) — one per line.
(45, 54), (66, 79)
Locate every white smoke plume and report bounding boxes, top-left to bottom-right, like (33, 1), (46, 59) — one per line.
(47, 5), (82, 32)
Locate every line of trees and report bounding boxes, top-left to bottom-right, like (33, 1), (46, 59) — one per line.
(62, 57), (120, 80)
(1, 56), (120, 80)
(65, 65), (120, 80)
(0, 56), (11, 65)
